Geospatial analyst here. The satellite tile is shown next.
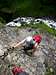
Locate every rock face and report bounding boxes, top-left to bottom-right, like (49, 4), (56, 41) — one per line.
(0, 27), (56, 75)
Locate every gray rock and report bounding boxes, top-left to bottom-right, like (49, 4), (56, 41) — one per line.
(0, 49), (4, 56)
(0, 27), (56, 75)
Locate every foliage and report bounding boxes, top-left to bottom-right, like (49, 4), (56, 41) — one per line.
(45, 67), (56, 75)
(0, 17), (6, 28)
(0, 17), (6, 23)
(0, 0), (56, 22)
(21, 23), (56, 36)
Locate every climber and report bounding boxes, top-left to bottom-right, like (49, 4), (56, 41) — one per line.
(12, 66), (29, 75)
(11, 34), (42, 55)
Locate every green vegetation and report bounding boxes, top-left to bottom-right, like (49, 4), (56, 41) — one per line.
(0, 17), (6, 23)
(0, 0), (56, 36)
(0, 22), (4, 28)
(0, 17), (6, 28)
(0, 0), (56, 22)
(21, 23), (56, 36)
(45, 67), (56, 75)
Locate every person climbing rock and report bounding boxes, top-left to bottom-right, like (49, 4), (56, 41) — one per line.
(11, 34), (42, 56)
(12, 66), (29, 75)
